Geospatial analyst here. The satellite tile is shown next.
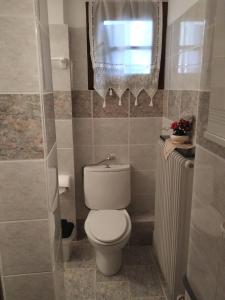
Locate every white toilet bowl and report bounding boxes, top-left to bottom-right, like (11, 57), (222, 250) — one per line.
(85, 209), (131, 276)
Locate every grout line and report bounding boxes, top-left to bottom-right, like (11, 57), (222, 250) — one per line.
(3, 271), (52, 278)
(0, 218), (48, 224)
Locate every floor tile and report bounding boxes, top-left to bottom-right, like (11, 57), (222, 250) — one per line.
(96, 265), (127, 282)
(124, 246), (154, 266)
(95, 281), (130, 300)
(64, 243), (95, 269)
(125, 265), (164, 298)
(64, 268), (95, 300)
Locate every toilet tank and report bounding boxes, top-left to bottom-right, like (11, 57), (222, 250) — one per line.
(83, 164), (131, 210)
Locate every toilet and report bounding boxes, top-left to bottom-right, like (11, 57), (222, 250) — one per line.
(83, 164), (131, 276)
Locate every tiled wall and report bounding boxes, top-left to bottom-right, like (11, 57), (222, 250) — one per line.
(162, 0), (215, 142)
(165, 1), (225, 300)
(0, 1), (64, 299)
(49, 24), (76, 225)
(72, 89), (163, 241)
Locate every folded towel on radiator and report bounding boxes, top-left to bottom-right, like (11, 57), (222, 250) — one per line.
(164, 139), (193, 160)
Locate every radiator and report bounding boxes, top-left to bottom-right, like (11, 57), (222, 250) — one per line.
(153, 139), (194, 300)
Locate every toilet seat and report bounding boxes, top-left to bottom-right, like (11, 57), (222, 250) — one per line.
(86, 210), (130, 244)
(88, 210), (128, 243)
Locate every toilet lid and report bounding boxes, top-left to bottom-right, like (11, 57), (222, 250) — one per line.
(88, 210), (128, 243)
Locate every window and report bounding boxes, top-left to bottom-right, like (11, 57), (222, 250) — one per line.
(103, 20), (153, 75)
(178, 21), (205, 74)
(86, 2), (168, 90)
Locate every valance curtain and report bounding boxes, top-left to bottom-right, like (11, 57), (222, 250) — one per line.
(89, 0), (163, 106)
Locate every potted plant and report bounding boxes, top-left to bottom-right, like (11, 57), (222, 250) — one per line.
(170, 118), (192, 144)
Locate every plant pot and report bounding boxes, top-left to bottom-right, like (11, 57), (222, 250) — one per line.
(170, 134), (190, 144)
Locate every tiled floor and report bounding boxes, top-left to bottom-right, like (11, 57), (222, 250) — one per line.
(64, 239), (168, 300)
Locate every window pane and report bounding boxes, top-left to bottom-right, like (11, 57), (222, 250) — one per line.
(103, 20), (153, 74)
(179, 21), (205, 47)
(124, 49), (152, 74)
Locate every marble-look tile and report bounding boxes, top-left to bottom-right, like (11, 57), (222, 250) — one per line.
(64, 243), (95, 269)
(0, 16), (39, 92)
(126, 265), (163, 298)
(93, 118), (129, 145)
(163, 90), (169, 118)
(0, 0), (34, 17)
(49, 24), (69, 58)
(131, 170), (155, 196)
(94, 145), (129, 164)
(124, 246), (154, 266)
(0, 220), (51, 275)
(130, 145), (157, 170)
(130, 90), (163, 118)
(93, 89), (129, 118)
(0, 160), (47, 222)
(55, 119), (73, 148)
(96, 281), (130, 300)
(96, 266), (127, 282)
(129, 118), (162, 145)
(70, 28), (88, 90)
(196, 92), (225, 160)
(180, 90), (198, 118)
(168, 90), (181, 121)
(131, 297), (166, 300)
(54, 91), (72, 119)
(3, 272), (55, 300)
(72, 90), (92, 118)
(64, 268), (95, 300)
(73, 118), (93, 145)
(0, 94), (44, 160)
(43, 93), (56, 155)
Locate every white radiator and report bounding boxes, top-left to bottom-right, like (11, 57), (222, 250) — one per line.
(153, 139), (194, 300)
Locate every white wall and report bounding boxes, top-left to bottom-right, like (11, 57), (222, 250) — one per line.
(168, 0), (198, 24)
(47, 0), (64, 24)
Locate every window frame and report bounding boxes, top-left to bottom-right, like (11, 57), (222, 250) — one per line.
(86, 1), (168, 90)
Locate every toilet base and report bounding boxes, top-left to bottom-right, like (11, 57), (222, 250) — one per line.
(95, 249), (122, 276)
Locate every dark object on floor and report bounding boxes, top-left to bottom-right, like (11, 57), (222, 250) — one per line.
(61, 219), (74, 238)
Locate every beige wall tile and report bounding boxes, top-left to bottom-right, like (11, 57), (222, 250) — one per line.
(131, 170), (156, 196)
(43, 93), (56, 155)
(3, 272), (55, 300)
(73, 118), (93, 146)
(130, 145), (157, 171)
(94, 118), (129, 145)
(0, 220), (51, 275)
(49, 24), (69, 58)
(55, 120), (73, 148)
(0, 17), (39, 92)
(130, 118), (162, 144)
(94, 145), (129, 164)
(0, 160), (47, 222)
(0, 0), (34, 17)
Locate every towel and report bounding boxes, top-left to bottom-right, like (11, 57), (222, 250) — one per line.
(164, 138), (193, 160)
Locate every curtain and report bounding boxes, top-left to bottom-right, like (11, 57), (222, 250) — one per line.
(89, 0), (163, 107)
